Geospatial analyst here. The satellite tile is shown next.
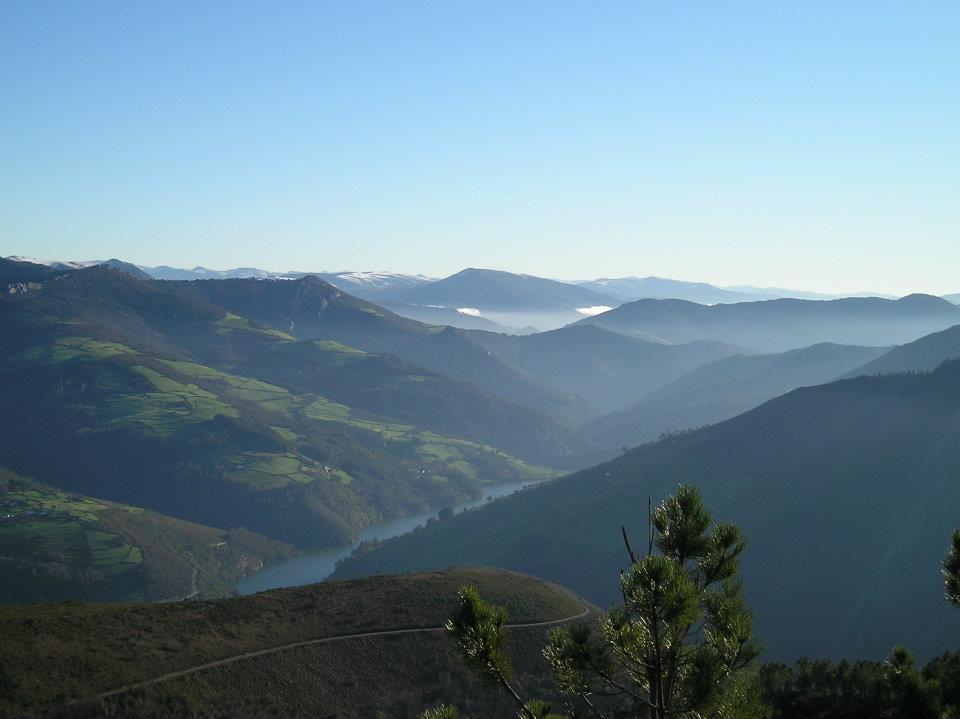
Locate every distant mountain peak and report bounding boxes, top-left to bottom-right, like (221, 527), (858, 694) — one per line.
(896, 292), (954, 307)
(100, 258), (152, 280)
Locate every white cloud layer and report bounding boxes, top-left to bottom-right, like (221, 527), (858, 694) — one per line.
(575, 305), (613, 316)
(457, 307), (482, 316)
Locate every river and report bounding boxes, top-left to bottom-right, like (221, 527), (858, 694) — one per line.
(234, 479), (538, 595)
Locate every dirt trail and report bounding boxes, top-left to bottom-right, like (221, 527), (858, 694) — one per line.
(87, 603), (591, 703)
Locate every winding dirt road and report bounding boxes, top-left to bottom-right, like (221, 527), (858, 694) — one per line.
(88, 603), (592, 703)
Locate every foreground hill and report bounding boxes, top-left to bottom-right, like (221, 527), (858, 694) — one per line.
(842, 324), (960, 377)
(0, 267), (554, 548)
(335, 361), (960, 661)
(0, 468), (292, 604)
(470, 324), (746, 413)
(584, 342), (889, 449)
(575, 294), (960, 351)
(0, 567), (587, 718)
(168, 274), (592, 423)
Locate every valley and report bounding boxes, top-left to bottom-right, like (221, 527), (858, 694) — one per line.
(1, 257), (958, 717)
(3, 7), (958, 715)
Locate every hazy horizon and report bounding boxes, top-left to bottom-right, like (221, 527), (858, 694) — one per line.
(3, 251), (954, 298)
(2, 2), (958, 296)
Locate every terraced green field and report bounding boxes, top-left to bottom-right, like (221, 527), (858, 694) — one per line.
(308, 338), (367, 365)
(17, 336), (554, 494)
(102, 364), (239, 436)
(0, 485), (145, 601)
(0, 469), (294, 605)
(214, 313), (295, 341)
(19, 337), (134, 363)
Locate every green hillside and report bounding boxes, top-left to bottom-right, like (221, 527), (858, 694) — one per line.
(0, 468), (292, 604)
(0, 567), (587, 718)
(0, 263), (591, 466)
(166, 274), (593, 424)
(231, 336), (594, 465)
(0, 266), (559, 553)
(0, 331), (551, 547)
(334, 361), (960, 661)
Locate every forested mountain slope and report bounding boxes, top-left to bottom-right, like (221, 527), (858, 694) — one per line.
(843, 324), (960, 377)
(470, 324), (746, 413)
(335, 361), (960, 661)
(584, 342), (889, 449)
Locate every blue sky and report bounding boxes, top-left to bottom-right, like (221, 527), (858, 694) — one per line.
(1, 1), (957, 294)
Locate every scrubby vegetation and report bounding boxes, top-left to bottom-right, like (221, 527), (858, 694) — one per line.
(0, 567), (586, 718)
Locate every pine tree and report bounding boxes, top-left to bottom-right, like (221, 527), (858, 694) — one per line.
(544, 485), (762, 718)
(437, 485), (763, 719)
(945, 529), (960, 607)
(884, 646), (943, 719)
(445, 584), (566, 718)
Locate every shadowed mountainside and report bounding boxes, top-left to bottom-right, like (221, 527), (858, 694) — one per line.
(470, 323), (747, 413)
(334, 360), (960, 661)
(583, 342), (890, 449)
(842, 324), (960, 377)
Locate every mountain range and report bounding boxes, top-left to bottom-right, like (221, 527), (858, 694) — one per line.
(16, 256), (948, 314)
(469, 324), (747, 413)
(575, 276), (838, 304)
(161, 274), (595, 424)
(575, 294), (960, 351)
(3, 252), (960, 667)
(0, 261), (565, 550)
(384, 268), (620, 311)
